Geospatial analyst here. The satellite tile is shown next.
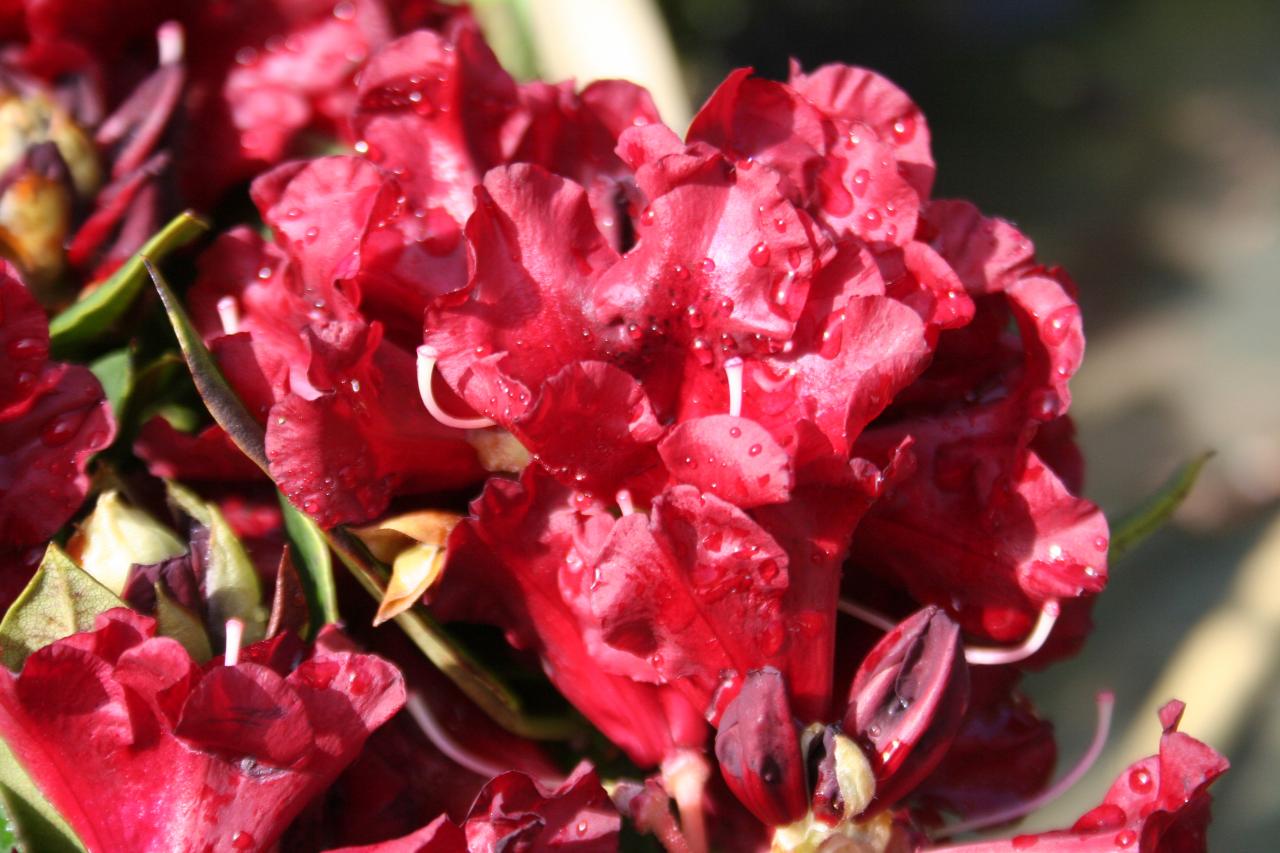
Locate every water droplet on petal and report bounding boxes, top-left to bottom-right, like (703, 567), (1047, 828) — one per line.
(748, 444), (762, 457)
(700, 257), (716, 273)
(748, 242), (771, 267)
(640, 205), (656, 226)
(891, 115), (917, 143)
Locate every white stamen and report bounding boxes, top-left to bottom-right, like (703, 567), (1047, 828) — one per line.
(616, 489), (635, 516)
(964, 600), (1061, 666)
(724, 356), (744, 418)
(837, 598), (898, 633)
(927, 691), (1115, 844)
(216, 296), (240, 335)
(157, 21), (184, 66)
(224, 618), (244, 667)
(416, 345), (498, 430)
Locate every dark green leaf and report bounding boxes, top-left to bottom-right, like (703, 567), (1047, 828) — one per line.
(0, 743), (83, 853)
(49, 212), (207, 354)
(278, 495), (339, 629)
(0, 545), (123, 671)
(1110, 452), (1214, 559)
(166, 482), (267, 645)
(149, 259), (269, 474)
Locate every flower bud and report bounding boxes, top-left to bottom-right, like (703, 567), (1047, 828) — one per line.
(843, 605), (969, 812)
(715, 667), (808, 826)
(69, 490), (186, 595)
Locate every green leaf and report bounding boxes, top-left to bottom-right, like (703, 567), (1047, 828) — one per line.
(278, 494), (339, 630)
(0, 544), (124, 671)
(149, 260), (268, 474)
(0, 743), (84, 853)
(165, 481), (267, 645)
(1110, 452), (1214, 559)
(154, 583), (213, 663)
(48, 212), (208, 354)
(88, 349), (133, 421)
(326, 528), (577, 741)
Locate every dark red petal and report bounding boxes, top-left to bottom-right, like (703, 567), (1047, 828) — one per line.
(175, 663), (312, 767)
(658, 414), (792, 507)
(920, 200), (1035, 295)
(594, 132), (820, 352)
(516, 360), (664, 495)
(432, 469), (704, 766)
(844, 606), (969, 811)
(134, 419), (264, 482)
(713, 667), (808, 826)
(0, 271), (114, 546)
(353, 24), (518, 221)
(589, 486), (790, 717)
(789, 62), (936, 198)
(426, 164), (619, 423)
(464, 762), (620, 852)
(266, 334), (482, 528)
(0, 267), (50, 415)
(323, 814), (467, 853)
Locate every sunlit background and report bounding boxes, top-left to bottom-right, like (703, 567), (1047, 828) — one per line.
(476, 0), (1280, 845)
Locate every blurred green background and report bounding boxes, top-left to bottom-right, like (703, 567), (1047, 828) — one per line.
(494, 0), (1280, 845)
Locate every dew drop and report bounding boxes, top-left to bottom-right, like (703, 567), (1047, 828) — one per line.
(748, 444), (762, 457)
(1114, 830), (1137, 848)
(1094, 536), (1109, 552)
(728, 426), (741, 438)
(231, 830), (256, 850)
(748, 242), (771, 267)
(672, 263), (690, 281)
(863, 208), (882, 230)
(700, 257), (716, 273)
(1011, 836), (1038, 851)
(304, 226), (319, 243)
(691, 337), (714, 366)
(891, 114), (917, 144)
(1127, 767), (1153, 793)
(640, 205), (656, 226)
(576, 821), (589, 836)
(686, 306), (705, 329)
(851, 168), (871, 198)
(40, 412), (82, 447)
(759, 559), (779, 582)
(6, 337), (47, 360)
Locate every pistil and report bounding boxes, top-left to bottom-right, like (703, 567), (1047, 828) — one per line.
(416, 345), (498, 429)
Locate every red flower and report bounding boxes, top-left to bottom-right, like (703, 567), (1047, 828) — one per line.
(0, 608), (405, 853)
(325, 762), (620, 853)
(0, 267), (114, 552)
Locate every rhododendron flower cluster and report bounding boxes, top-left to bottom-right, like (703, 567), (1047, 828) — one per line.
(0, 3), (1228, 852)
